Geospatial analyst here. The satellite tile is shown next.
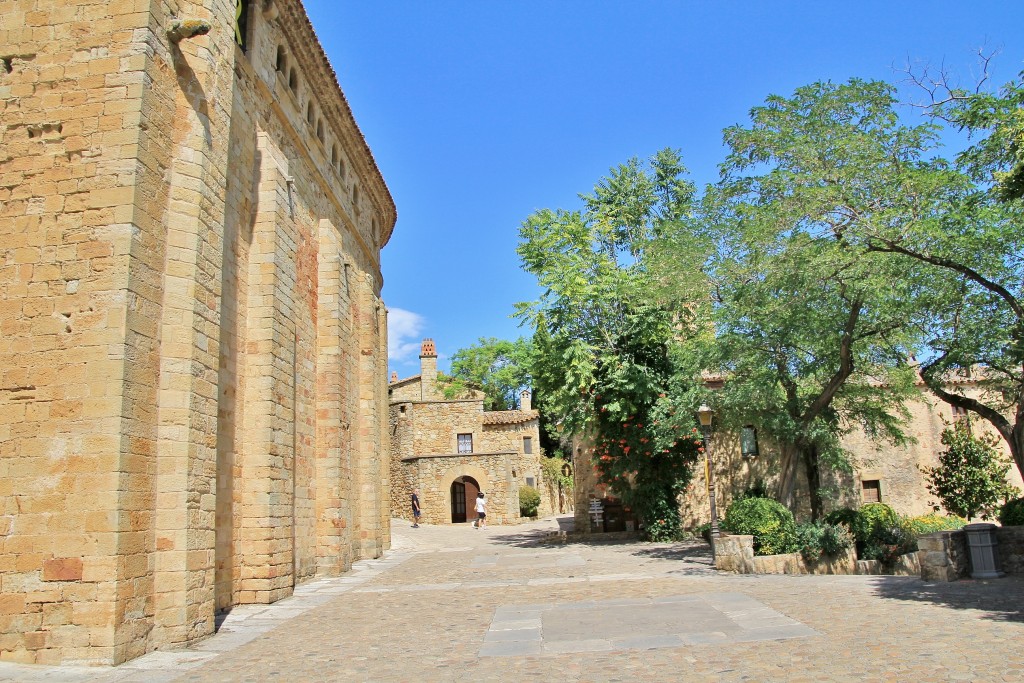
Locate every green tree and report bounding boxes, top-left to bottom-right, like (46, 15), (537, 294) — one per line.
(916, 62), (1024, 201)
(656, 80), (940, 519)
(516, 149), (702, 540)
(924, 422), (1019, 519)
(437, 337), (532, 411)
(865, 64), (1024, 479)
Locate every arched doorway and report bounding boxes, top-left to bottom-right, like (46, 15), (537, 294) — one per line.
(450, 475), (480, 523)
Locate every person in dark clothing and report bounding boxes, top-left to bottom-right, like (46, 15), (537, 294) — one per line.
(411, 489), (421, 528)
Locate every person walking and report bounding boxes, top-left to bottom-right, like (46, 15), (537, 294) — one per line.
(474, 491), (487, 530)
(411, 488), (421, 528)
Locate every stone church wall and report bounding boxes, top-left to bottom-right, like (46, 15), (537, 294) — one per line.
(0, 0), (394, 665)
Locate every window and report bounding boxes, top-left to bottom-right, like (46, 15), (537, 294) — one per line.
(276, 46), (287, 73)
(526, 477), (535, 487)
(740, 426), (759, 458)
(861, 480), (881, 504)
(288, 68), (298, 94)
(316, 120), (324, 143)
(307, 102), (315, 125)
(457, 433), (473, 454)
(523, 436), (533, 454)
(952, 405), (969, 421)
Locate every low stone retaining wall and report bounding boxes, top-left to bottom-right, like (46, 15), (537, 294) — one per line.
(714, 534), (918, 576)
(918, 529), (969, 582)
(919, 525), (1024, 581)
(996, 525), (1024, 574)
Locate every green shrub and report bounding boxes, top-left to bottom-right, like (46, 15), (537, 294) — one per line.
(1000, 497), (1024, 526)
(722, 497), (798, 556)
(795, 521), (854, 563)
(904, 513), (967, 537)
(518, 485), (541, 518)
(824, 508), (864, 541)
(861, 523), (917, 566)
(859, 503), (898, 542)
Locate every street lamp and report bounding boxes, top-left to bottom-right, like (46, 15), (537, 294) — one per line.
(697, 404), (720, 559)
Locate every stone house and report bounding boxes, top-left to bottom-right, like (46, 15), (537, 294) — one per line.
(1, 0), (394, 665)
(574, 379), (1024, 532)
(389, 340), (554, 525)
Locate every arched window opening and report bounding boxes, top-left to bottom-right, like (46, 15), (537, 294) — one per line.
(276, 46), (286, 72)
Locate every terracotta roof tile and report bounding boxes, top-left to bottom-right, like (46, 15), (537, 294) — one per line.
(482, 410), (539, 425)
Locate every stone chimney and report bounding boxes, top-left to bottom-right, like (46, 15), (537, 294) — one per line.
(390, 371), (398, 384)
(420, 338), (437, 400)
(520, 389), (531, 412)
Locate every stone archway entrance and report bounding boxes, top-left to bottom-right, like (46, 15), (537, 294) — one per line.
(450, 476), (480, 523)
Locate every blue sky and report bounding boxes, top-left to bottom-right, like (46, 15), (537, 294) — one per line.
(302, 1), (1024, 377)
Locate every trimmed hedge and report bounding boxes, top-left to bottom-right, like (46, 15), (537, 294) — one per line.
(795, 521), (854, 563)
(859, 502), (899, 542)
(722, 497), (797, 556)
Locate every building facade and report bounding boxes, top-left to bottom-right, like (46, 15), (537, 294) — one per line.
(0, 0), (394, 665)
(389, 340), (553, 526)
(575, 382), (1024, 532)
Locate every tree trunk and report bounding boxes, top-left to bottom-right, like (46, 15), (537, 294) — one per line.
(801, 442), (824, 521)
(776, 442), (798, 510)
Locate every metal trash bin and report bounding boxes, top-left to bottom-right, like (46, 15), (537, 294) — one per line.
(963, 523), (1004, 579)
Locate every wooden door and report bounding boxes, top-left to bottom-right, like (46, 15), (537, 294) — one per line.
(451, 481), (466, 523)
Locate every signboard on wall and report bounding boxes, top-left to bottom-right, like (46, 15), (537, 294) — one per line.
(235, 0), (250, 51)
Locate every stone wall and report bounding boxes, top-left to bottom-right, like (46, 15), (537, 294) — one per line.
(995, 526), (1024, 575)
(0, 0), (394, 665)
(919, 525), (1024, 580)
(918, 530), (970, 582)
(714, 534), (920, 576)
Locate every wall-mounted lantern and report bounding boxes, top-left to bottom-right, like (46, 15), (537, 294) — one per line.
(740, 425), (759, 458)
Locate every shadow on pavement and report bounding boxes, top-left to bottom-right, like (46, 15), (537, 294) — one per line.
(869, 575), (1024, 623)
(631, 541), (713, 565)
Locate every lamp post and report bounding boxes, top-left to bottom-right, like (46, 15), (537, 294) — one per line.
(697, 404), (719, 559)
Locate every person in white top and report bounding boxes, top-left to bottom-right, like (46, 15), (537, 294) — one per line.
(474, 492), (487, 529)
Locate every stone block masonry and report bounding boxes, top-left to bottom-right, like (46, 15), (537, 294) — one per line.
(0, 0), (395, 665)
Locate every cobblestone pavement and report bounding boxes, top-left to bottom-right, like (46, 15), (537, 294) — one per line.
(4, 517), (1024, 682)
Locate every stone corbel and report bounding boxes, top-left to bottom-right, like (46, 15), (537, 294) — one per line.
(262, 0), (279, 20)
(167, 19), (212, 44)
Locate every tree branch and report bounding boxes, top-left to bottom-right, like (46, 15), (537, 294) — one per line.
(865, 237), (1024, 320)
(803, 297), (863, 424)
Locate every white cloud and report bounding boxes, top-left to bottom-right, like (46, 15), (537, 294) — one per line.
(387, 307), (426, 364)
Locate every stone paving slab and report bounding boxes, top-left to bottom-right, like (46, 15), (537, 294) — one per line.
(479, 592), (817, 657)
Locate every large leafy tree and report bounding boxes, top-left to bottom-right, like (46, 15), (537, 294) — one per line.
(516, 149), (702, 539)
(437, 337), (533, 411)
(865, 64), (1024, 478)
(657, 80), (942, 519)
